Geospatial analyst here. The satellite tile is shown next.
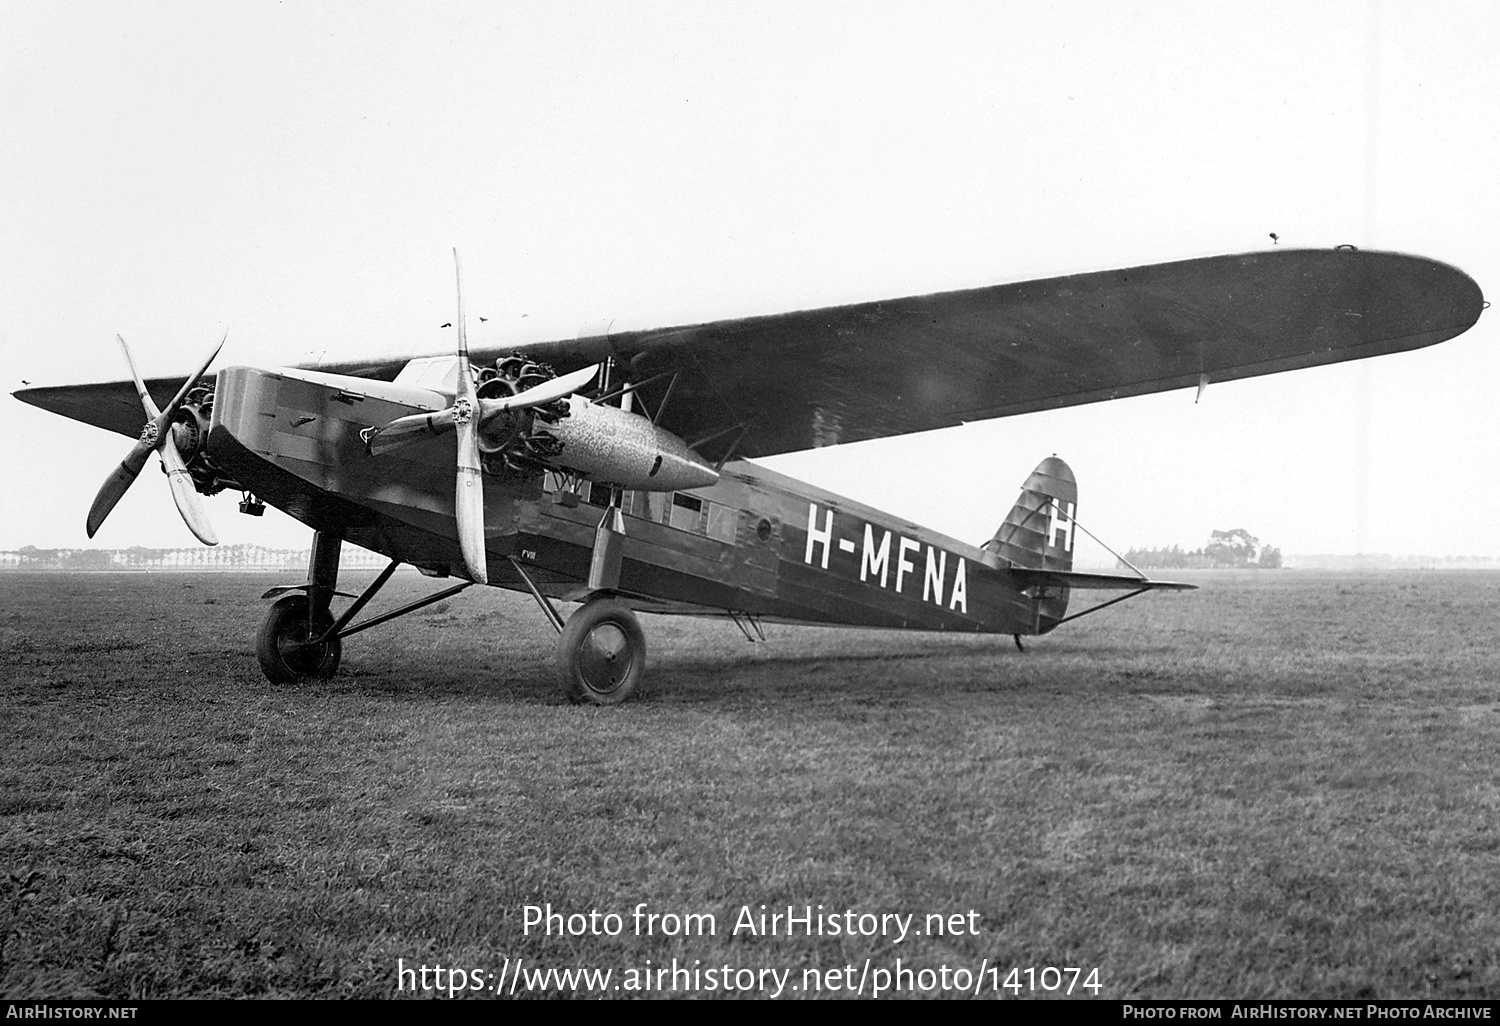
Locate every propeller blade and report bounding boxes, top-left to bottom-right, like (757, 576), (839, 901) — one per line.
(363, 407), (459, 455)
(115, 331), (223, 426)
(157, 331), (226, 427)
(116, 334), (162, 419)
(477, 363), (599, 420)
(367, 363), (601, 455)
(85, 437), (156, 538)
(159, 434), (218, 546)
(451, 249), (487, 584)
(454, 413), (487, 584)
(453, 248), (471, 372)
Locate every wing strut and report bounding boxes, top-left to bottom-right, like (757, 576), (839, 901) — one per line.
(688, 421), (751, 470)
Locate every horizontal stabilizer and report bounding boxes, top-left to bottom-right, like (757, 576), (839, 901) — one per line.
(1008, 569), (1197, 592)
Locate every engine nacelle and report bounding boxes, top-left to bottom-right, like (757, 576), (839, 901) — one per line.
(533, 396), (719, 491)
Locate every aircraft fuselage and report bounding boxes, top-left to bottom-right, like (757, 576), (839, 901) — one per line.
(209, 364), (1062, 637)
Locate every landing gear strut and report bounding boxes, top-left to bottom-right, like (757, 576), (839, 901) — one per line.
(506, 481), (648, 704)
(256, 530), (344, 683)
(254, 525), (651, 703)
(255, 529), (472, 684)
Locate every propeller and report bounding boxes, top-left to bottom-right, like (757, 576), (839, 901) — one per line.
(451, 250), (487, 584)
(87, 333), (225, 545)
(362, 362), (597, 456)
(361, 251), (601, 585)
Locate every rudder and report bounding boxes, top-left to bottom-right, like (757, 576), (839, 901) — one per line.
(985, 456), (1077, 570)
(984, 456), (1077, 630)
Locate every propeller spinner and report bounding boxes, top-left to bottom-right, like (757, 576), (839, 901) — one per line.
(86, 333), (225, 545)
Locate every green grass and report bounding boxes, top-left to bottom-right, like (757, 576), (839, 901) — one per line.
(2, 569), (1499, 998)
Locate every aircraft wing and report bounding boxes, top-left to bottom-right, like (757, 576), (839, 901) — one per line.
(15, 249), (1483, 460)
(1007, 569), (1197, 592)
(13, 378), (182, 440)
(479, 247), (1482, 463)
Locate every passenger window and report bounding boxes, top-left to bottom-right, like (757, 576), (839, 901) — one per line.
(629, 491), (655, 521)
(706, 503), (737, 542)
(584, 481), (611, 508)
(669, 492), (703, 532)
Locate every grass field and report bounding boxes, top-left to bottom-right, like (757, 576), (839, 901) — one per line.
(3, 568), (1499, 999)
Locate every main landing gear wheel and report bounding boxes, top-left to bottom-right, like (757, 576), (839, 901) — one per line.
(256, 594), (341, 683)
(555, 597), (646, 705)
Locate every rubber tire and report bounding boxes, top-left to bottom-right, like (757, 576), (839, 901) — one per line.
(256, 594), (341, 684)
(555, 598), (646, 705)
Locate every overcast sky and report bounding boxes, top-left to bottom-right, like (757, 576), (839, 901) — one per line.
(2, 1), (1495, 558)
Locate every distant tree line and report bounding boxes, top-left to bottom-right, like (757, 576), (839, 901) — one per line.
(1284, 553), (1500, 570)
(1125, 529), (1282, 569)
(0, 545), (388, 571)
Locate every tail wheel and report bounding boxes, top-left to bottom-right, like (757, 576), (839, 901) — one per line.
(257, 594), (341, 683)
(555, 597), (646, 705)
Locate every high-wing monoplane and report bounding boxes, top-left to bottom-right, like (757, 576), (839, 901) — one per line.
(15, 247), (1484, 702)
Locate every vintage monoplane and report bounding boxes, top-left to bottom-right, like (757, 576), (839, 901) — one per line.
(14, 248), (1484, 702)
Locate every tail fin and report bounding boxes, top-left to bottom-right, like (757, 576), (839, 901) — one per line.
(984, 456), (1077, 631)
(985, 456), (1078, 571)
